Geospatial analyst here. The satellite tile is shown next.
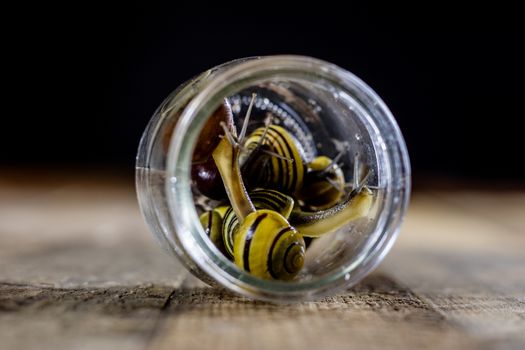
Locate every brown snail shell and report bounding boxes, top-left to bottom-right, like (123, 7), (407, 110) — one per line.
(191, 99), (234, 199)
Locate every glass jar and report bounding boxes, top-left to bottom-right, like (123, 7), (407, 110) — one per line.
(136, 55), (410, 302)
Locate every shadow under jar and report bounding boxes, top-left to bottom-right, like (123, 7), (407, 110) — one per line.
(136, 55), (410, 302)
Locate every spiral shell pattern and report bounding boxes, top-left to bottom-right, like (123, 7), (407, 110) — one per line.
(233, 210), (306, 280)
(243, 125), (305, 194)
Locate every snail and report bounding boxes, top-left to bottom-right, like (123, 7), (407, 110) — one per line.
(212, 94), (306, 280)
(297, 146), (348, 211)
(221, 189), (295, 258)
(199, 208), (227, 255)
(290, 170), (374, 237)
(241, 123), (305, 195)
(191, 99), (235, 200)
(234, 209), (305, 280)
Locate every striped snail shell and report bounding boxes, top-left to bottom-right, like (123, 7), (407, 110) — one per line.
(298, 155), (346, 211)
(242, 125), (305, 194)
(221, 207), (238, 258)
(250, 188), (294, 218)
(234, 209), (305, 280)
(222, 189), (294, 258)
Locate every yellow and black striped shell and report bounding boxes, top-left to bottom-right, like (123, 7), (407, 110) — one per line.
(298, 155), (346, 211)
(199, 208), (227, 255)
(242, 125), (305, 194)
(233, 209), (305, 280)
(221, 207), (239, 258)
(222, 189), (294, 258)
(251, 188), (294, 218)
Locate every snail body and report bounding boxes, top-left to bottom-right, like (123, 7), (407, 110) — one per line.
(290, 186), (373, 238)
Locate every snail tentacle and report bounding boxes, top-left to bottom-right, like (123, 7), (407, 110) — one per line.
(212, 95), (259, 220)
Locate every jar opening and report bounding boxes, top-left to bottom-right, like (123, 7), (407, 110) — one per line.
(161, 56), (410, 301)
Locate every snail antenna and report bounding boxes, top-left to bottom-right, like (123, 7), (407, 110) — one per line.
(220, 121), (238, 147)
(242, 111), (293, 162)
(322, 142), (350, 175)
(238, 93), (256, 143)
(255, 113), (272, 149)
(325, 175), (345, 193)
(261, 149), (294, 162)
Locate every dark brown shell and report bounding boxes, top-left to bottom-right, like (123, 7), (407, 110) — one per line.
(191, 99), (234, 199)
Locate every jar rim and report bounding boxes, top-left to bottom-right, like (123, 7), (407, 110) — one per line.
(164, 55), (411, 302)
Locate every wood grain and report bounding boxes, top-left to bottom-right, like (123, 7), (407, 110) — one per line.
(0, 175), (523, 350)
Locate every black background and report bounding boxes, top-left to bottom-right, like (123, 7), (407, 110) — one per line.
(3, 3), (524, 183)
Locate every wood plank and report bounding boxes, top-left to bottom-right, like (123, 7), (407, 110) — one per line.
(0, 177), (188, 349)
(150, 192), (525, 350)
(0, 283), (172, 350)
(379, 193), (525, 349)
(149, 275), (475, 350)
(0, 177), (188, 288)
(1, 177), (524, 350)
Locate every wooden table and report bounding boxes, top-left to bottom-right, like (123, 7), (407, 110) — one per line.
(1, 174), (524, 350)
